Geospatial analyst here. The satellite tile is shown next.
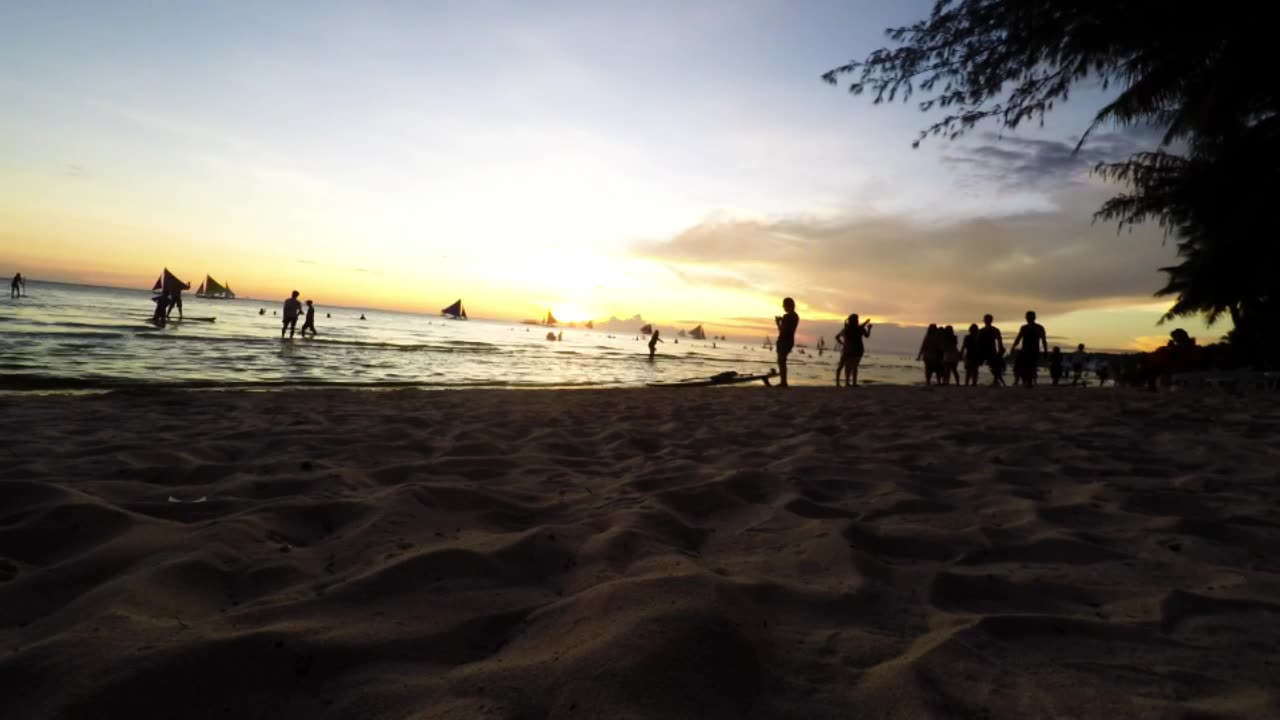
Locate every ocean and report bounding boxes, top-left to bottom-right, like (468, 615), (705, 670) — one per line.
(0, 281), (925, 391)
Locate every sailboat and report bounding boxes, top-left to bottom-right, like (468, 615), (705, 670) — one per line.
(689, 324), (707, 341)
(195, 274), (235, 299)
(441, 299), (467, 320)
(152, 268), (190, 295)
(544, 310), (558, 326)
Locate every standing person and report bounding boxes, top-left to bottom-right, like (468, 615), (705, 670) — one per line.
(942, 325), (961, 385)
(1071, 343), (1088, 385)
(10, 272), (23, 298)
(1049, 347), (1065, 385)
(281, 290), (303, 339)
(977, 314), (1005, 387)
(647, 328), (663, 360)
(915, 324), (941, 385)
(1010, 310), (1048, 387)
(961, 323), (982, 386)
(835, 314), (872, 387)
(774, 297), (799, 388)
(300, 300), (318, 337)
(167, 284), (184, 320)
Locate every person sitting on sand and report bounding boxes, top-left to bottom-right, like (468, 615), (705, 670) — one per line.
(300, 300), (318, 337)
(977, 314), (1004, 386)
(282, 290), (303, 339)
(961, 323), (982, 386)
(775, 297), (799, 388)
(1010, 311), (1048, 387)
(916, 324), (942, 385)
(1049, 346), (1064, 385)
(942, 325), (961, 385)
(834, 314), (872, 387)
(648, 329), (663, 359)
(10, 272), (23, 298)
(1071, 343), (1088, 385)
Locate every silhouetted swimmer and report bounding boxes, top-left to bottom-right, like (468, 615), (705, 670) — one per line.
(282, 290), (302, 339)
(961, 323), (981, 386)
(977, 314), (1005, 386)
(835, 314), (872, 386)
(301, 300), (317, 337)
(1011, 310), (1048, 387)
(10, 273), (23, 298)
(648, 329), (663, 359)
(359, 314), (367, 321)
(259, 308), (265, 316)
(942, 325), (960, 385)
(1071, 343), (1087, 385)
(326, 313), (331, 319)
(774, 297), (799, 387)
(1049, 347), (1064, 385)
(916, 324), (942, 385)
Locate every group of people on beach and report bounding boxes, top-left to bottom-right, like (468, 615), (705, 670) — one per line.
(916, 311), (1104, 387)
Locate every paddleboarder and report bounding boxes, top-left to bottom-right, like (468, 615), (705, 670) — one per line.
(10, 272), (23, 298)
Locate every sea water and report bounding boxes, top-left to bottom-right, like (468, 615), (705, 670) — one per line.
(0, 282), (924, 391)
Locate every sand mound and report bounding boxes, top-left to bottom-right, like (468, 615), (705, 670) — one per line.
(1, 387), (1278, 718)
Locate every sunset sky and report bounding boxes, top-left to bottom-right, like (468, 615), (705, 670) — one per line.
(1, 0), (1210, 350)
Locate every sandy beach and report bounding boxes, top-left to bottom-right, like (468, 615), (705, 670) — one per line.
(2, 387), (1278, 719)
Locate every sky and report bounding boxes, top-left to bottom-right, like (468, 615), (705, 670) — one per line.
(0, 0), (1211, 352)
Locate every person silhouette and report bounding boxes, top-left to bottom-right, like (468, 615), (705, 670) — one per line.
(282, 290), (303, 339)
(977, 314), (1005, 387)
(300, 300), (318, 337)
(961, 323), (982, 386)
(916, 324), (941, 385)
(942, 325), (961, 385)
(648, 329), (663, 359)
(774, 298), (800, 387)
(1011, 310), (1048, 387)
(10, 273), (23, 298)
(835, 314), (872, 387)
(1049, 346), (1064, 385)
(1071, 343), (1088, 385)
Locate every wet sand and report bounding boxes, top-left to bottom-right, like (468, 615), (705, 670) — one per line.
(1, 387), (1278, 718)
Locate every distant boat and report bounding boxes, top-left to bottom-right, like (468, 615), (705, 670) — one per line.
(689, 324), (707, 341)
(763, 335), (773, 350)
(441, 299), (467, 320)
(639, 323), (653, 334)
(544, 310), (558, 326)
(195, 274), (235, 299)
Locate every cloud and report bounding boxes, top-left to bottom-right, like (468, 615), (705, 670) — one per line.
(630, 184), (1178, 330)
(941, 126), (1166, 189)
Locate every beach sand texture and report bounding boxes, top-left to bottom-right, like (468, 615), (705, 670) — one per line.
(2, 387), (1278, 719)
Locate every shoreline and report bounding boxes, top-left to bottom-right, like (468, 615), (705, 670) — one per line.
(3, 387), (1277, 718)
